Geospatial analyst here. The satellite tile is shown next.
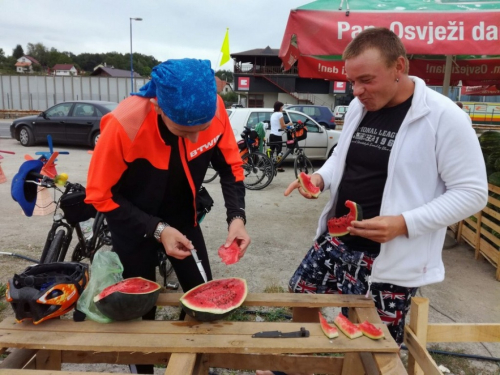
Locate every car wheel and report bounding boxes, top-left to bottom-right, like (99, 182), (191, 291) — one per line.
(19, 126), (34, 147)
(91, 131), (100, 148)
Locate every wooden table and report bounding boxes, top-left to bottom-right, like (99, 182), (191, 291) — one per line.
(0, 293), (407, 375)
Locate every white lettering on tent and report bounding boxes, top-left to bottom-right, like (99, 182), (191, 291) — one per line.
(337, 22), (374, 39)
(472, 22), (499, 41)
(391, 21), (465, 44)
(318, 63), (338, 74)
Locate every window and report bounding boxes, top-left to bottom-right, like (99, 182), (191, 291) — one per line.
(288, 113), (320, 133)
(73, 104), (95, 117)
(246, 112), (271, 129)
(46, 103), (73, 117)
(248, 94), (264, 108)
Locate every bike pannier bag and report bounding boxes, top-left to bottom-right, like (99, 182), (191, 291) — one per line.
(60, 187), (97, 225)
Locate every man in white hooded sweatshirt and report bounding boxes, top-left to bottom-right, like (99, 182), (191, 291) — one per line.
(284, 27), (488, 346)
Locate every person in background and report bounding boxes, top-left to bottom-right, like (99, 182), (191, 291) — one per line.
(269, 101), (292, 172)
(85, 58), (250, 374)
(456, 101), (464, 109)
(283, 26), (487, 352)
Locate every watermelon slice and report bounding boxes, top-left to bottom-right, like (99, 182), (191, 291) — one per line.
(298, 172), (320, 198)
(359, 320), (385, 340)
(218, 239), (241, 265)
(318, 311), (338, 339)
(327, 200), (363, 237)
(333, 313), (362, 339)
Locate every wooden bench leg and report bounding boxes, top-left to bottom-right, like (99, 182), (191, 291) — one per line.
(164, 353), (199, 375)
(292, 306), (320, 323)
(407, 297), (429, 375)
(35, 350), (61, 370)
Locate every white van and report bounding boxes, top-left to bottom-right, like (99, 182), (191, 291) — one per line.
(228, 108), (341, 160)
(334, 105), (349, 120)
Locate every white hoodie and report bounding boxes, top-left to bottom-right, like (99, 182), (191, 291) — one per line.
(315, 76), (488, 288)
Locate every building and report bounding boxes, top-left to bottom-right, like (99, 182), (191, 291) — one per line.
(90, 66), (142, 78)
(215, 76), (232, 94)
(52, 64), (78, 76)
(15, 56), (40, 74)
(231, 46), (353, 108)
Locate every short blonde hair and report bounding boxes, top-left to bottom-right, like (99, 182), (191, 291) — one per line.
(343, 27), (409, 74)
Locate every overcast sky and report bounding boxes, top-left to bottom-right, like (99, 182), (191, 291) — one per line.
(0, 0), (310, 69)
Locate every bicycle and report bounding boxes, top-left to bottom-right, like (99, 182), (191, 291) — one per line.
(238, 126), (275, 190)
(267, 122), (314, 179)
(203, 162), (218, 183)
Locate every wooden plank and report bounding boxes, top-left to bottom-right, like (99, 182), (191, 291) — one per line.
(157, 293), (375, 308)
(0, 349), (38, 369)
(461, 225), (475, 247)
(426, 324), (500, 343)
(192, 353), (210, 375)
(482, 206), (500, 221)
(208, 353), (343, 374)
(341, 352), (366, 375)
(479, 238), (499, 264)
(489, 183), (500, 195)
(480, 216), (500, 233)
(404, 326), (442, 375)
(164, 353), (197, 375)
(464, 216), (477, 228)
(407, 297), (429, 375)
(62, 351), (171, 365)
(35, 350), (61, 370)
(292, 307), (320, 323)
(479, 224), (500, 246)
(0, 320), (398, 354)
(351, 307), (408, 375)
(488, 193), (500, 208)
(0, 372), (127, 375)
(474, 211), (483, 259)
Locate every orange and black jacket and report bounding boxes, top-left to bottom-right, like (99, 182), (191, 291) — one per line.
(85, 95), (245, 253)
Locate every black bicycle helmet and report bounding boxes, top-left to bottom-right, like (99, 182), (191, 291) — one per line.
(5, 262), (89, 325)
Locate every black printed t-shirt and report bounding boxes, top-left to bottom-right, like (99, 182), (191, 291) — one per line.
(333, 95), (413, 253)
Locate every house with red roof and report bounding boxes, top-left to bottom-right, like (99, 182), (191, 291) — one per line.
(15, 56), (40, 74)
(52, 64), (78, 76)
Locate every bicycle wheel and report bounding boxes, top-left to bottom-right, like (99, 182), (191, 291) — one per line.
(158, 250), (174, 287)
(241, 151), (274, 190)
(203, 163), (219, 183)
(294, 153), (314, 179)
(43, 230), (65, 263)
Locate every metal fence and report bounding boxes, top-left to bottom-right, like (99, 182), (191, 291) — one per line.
(0, 75), (150, 111)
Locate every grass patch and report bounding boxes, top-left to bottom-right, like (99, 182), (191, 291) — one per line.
(0, 283), (7, 314)
(263, 284), (286, 294)
(224, 307), (250, 322)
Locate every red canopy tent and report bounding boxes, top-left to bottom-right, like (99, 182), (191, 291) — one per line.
(280, 0), (500, 94)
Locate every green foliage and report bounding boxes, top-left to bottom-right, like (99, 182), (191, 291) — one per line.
(220, 91), (238, 103)
(215, 69), (233, 83)
(224, 307), (250, 321)
(0, 283), (6, 314)
(488, 172), (500, 187)
(12, 44), (24, 59)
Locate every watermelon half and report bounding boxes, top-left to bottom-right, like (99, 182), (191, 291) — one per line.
(180, 278), (247, 322)
(333, 313), (362, 339)
(327, 200), (363, 237)
(318, 311), (338, 339)
(94, 277), (161, 321)
(298, 172), (320, 198)
(359, 320), (385, 340)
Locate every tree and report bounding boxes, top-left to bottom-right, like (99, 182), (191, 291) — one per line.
(12, 44), (24, 59)
(27, 43), (49, 66)
(215, 69), (233, 83)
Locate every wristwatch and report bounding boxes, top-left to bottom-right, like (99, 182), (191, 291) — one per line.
(154, 222), (169, 242)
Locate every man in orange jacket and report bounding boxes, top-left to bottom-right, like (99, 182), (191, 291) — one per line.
(86, 59), (250, 374)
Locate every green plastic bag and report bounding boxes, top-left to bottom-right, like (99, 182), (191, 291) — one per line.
(76, 250), (124, 323)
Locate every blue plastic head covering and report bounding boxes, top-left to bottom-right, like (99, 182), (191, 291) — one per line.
(132, 59), (217, 126)
(11, 160), (44, 217)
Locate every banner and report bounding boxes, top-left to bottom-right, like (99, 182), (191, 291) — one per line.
(297, 55), (500, 86)
(282, 10), (500, 56)
(461, 85), (500, 96)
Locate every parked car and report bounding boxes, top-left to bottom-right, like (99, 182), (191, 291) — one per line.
(228, 108), (341, 160)
(284, 104), (336, 129)
(10, 100), (118, 148)
(334, 105), (349, 120)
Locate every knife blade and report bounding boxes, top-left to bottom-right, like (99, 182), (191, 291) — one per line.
(191, 249), (208, 283)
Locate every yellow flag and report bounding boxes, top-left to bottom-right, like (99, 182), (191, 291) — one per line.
(220, 28), (230, 67)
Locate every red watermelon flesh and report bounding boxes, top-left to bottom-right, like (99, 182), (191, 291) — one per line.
(333, 313), (362, 339)
(359, 320), (385, 339)
(327, 200), (363, 237)
(180, 278), (248, 321)
(95, 277), (160, 300)
(298, 172), (320, 198)
(318, 311), (338, 339)
(218, 240), (241, 265)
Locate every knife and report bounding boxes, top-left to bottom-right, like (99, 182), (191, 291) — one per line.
(191, 249), (208, 283)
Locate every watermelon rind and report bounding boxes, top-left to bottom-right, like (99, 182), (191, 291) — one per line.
(328, 200), (363, 237)
(298, 172), (320, 198)
(359, 320), (385, 340)
(94, 277), (161, 321)
(318, 311), (338, 339)
(333, 313), (362, 339)
(180, 278), (248, 322)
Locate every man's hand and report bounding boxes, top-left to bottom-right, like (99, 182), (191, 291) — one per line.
(284, 173), (324, 199)
(348, 215), (408, 243)
(159, 226), (194, 259)
(225, 218), (251, 258)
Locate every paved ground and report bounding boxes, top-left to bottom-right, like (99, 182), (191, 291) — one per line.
(0, 138), (499, 374)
